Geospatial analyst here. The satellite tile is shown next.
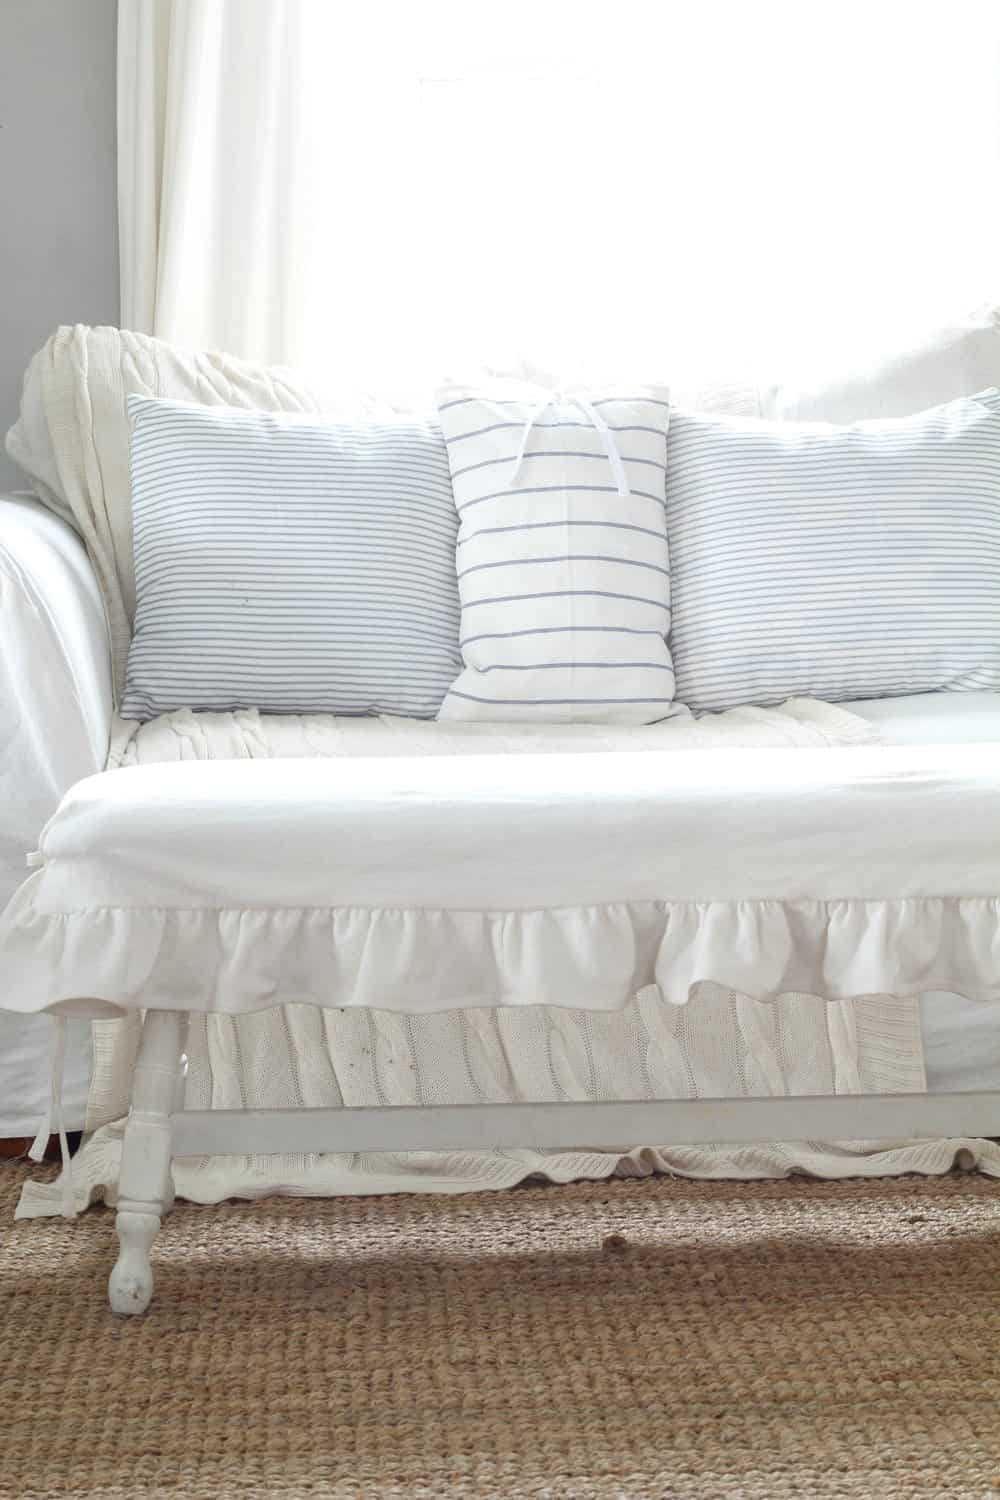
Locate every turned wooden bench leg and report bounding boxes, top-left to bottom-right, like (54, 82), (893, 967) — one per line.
(159, 1045), (188, 1216)
(109, 1009), (188, 1316)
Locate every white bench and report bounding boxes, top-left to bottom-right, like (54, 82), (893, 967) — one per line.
(3, 746), (1000, 1312)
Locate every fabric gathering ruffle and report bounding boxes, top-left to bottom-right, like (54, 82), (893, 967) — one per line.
(4, 892), (1000, 1020)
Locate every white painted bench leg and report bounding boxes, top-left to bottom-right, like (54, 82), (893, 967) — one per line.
(159, 1048), (188, 1217)
(109, 1009), (187, 1316)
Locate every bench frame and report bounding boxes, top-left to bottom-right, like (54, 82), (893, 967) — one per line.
(108, 1008), (1000, 1314)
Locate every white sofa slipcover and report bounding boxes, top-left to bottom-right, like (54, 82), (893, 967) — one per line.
(0, 494), (111, 1134)
(5, 314), (1000, 1262)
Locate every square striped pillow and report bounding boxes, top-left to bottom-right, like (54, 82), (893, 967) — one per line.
(435, 385), (680, 723)
(667, 389), (1000, 712)
(122, 396), (461, 719)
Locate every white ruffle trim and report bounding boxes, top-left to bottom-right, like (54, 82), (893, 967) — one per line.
(5, 895), (1000, 1018)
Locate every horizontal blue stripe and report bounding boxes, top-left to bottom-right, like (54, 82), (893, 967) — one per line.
(459, 589), (669, 611)
(458, 520), (665, 547)
(456, 485), (665, 515)
(450, 451), (667, 481)
(457, 555), (668, 580)
(446, 690), (674, 705)
(470, 661), (673, 672)
(460, 626), (665, 645)
(445, 421), (667, 445)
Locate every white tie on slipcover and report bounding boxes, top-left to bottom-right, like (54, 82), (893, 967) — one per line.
(27, 1015), (74, 1218)
(508, 391), (631, 499)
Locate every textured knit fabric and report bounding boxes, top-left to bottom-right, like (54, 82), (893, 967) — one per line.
(667, 389), (1000, 713)
(435, 386), (679, 723)
(121, 397), (460, 718)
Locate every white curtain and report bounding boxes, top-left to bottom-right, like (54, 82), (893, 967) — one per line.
(119, 0), (1000, 390)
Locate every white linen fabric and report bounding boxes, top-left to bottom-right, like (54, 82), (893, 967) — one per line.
(122, 396), (460, 719)
(20, 695), (971, 1220)
(0, 496), (110, 1133)
(9, 693), (1000, 1126)
(436, 386), (677, 723)
(667, 390), (1000, 713)
(6, 735), (1000, 1025)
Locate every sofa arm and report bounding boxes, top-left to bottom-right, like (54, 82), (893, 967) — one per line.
(0, 494), (112, 1136)
(0, 494), (112, 853)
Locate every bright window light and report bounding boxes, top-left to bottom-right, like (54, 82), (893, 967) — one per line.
(179, 0), (1000, 389)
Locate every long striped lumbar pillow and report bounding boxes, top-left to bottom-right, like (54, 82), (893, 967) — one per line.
(435, 385), (681, 723)
(666, 388), (1000, 714)
(121, 396), (461, 719)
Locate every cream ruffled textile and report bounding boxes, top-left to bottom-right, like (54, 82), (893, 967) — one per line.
(19, 699), (1000, 1218)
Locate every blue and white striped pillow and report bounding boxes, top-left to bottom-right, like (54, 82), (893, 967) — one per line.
(435, 386), (680, 723)
(121, 397), (461, 719)
(667, 389), (1000, 713)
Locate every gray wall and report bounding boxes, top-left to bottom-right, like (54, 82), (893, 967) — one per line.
(0, 0), (119, 490)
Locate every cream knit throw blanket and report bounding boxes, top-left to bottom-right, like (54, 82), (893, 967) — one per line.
(11, 325), (996, 1217)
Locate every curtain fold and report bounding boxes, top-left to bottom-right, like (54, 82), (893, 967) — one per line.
(117, 0), (307, 361)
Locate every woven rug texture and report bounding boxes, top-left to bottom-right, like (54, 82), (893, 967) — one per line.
(2, 1163), (1000, 1499)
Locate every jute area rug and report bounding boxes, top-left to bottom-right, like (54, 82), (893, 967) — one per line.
(2, 1164), (1000, 1500)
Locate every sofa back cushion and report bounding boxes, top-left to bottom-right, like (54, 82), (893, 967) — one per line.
(761, 304), (1000, 424)
(435, 385), (681, 723)
(121, 396), (461, 720)
(667, 389), (1000, 713)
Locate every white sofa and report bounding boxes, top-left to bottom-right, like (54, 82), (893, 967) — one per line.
(6, 497), (1000, 1143)
(0, 495), (111, 1136)
(5, 312), (1000, 1162)
(8, 318), (1000, 1311)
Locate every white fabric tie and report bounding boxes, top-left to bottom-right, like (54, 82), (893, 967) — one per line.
(29, 1015), (76, 1218)
(508, 391), (630, 498)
